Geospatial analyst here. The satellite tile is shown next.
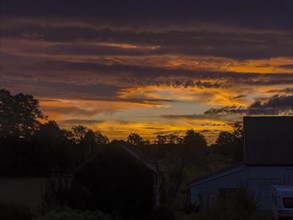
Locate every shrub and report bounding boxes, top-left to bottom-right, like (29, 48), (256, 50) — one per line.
(36, 207), (111, 220)
(222, 189), (260, 219)
(185, 189), (271, 220)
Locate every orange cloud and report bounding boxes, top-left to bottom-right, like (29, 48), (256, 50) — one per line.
(227, 57), (292, 74)
(118, 85), (250, 107)
(40, 98), (165, 122)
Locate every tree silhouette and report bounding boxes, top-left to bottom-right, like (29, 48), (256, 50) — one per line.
(0, 89), (46, 139)
(215, 131), (236, 155)
(66, 125), (109, 162)
(69, 125), (88, 144)
(155, 134), (183, 145)
(127, 132), (149, 145)
(163, 130), (208, 204)
(183, 129), (207, 148)
(33, 121), (73, 173)
(213, 123), (243, 162)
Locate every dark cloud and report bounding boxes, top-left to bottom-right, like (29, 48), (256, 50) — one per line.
(4, 57), (292, 95)
(161, 113), (238, 122)
(21, 60), (291, 82)
(44, 43), (151, 56)
(200, 123), (225, 126)
(60, 119), (105, 125)
(278, 64), (293, 69)
(5, 78), (121, 100)
(2, 1), (292, 31)
(5, 78), (177, 105)
(233, 94), (247, 100)
(204, 95), (293, 115)
(2, 25), (291, 60)
(155, 37), (291, 60)
(28, 60), (293, 85)
(131, 80), (224, 89)
(248, 95), (293, 114)
(154, 130), (185, 135)
(161, 95), (293, 123)
(2, 1), (292, 94)
(200, 129), (211, 133)
(256, 64), (271, 68)
(204, 106), (247, 115)
(267, 88), (293, 94)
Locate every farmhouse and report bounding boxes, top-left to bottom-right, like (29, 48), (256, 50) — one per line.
(186, 116), (293, 212)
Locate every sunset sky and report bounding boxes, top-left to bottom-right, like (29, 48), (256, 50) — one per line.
(1, 0), (292, 143)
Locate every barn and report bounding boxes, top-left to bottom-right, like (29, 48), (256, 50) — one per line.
(69, 140), (163, 220)
(186, 116), (293, 212)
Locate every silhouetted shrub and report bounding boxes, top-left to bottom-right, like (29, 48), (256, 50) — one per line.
(36, 207), (111, 220)
(189, 189), (264, 220)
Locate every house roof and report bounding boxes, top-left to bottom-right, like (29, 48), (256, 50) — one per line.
(187, 116), (293, 189)
(112, 140), (160, 174)
(186, 163), (245, 189)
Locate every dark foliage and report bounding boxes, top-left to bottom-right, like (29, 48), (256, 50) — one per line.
(0, 89), (46, 139)
(0, 122), (73, 176)
(0, 89), (109, 176)
(211, 123), (243, 162)
(127, 132), (149, 146)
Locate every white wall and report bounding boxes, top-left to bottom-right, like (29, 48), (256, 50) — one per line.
(246, 166), (293, 210)
(189, 166), (293, 211)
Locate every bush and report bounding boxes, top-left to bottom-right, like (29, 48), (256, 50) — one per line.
(222, 189), (260, 219)
(182, 189), (273, 220)
(36, 207), (111, 220)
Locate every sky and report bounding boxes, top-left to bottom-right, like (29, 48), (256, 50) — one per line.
(1, 0), (292, 143)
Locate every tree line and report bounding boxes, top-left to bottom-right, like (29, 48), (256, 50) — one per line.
(0, 88), (243, 178)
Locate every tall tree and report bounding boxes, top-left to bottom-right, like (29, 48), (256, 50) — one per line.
(68, 125), (109, 162)
(165, 129), (208, 204)
(34, 120), (72, 173)
(215, 131), (236, 155)
(182, 129), (208, 161)
(183, 129), (207, 148)
(127, 132), (149, 146)
(213, 122), (244, 162)
(155, 134), (183, 145)
(69, 125), (88, 144)
(93, 131), (109, 145)
(0, 89), (46, 139)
